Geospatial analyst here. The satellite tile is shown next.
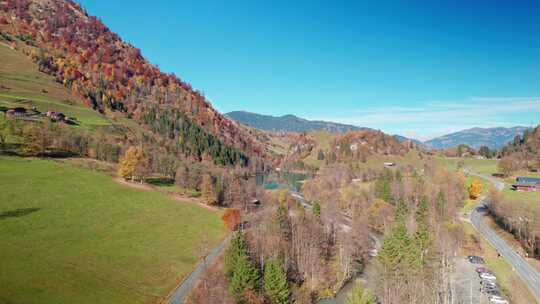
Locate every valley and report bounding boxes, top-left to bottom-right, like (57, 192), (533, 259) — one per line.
(0, 1), (539, 304)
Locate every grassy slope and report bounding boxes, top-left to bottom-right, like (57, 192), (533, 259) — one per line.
(0, 42), (110, 128)
(435, 157), (498, 175)
(0, 156), (226, 304)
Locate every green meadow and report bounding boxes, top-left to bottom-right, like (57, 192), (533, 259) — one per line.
(0, 43), (110, 128)
(0, 156), (226, 304)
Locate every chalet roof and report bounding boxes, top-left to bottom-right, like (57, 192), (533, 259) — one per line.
(512, 182), (537, 187)
(516, 177), (540, 184)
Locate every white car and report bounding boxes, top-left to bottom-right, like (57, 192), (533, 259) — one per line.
(480, 272), (497, 280)
(489, 297), (508, 304)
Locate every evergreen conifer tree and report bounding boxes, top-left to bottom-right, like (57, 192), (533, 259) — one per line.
(346, 283), (377, 304)
(229, 253), (261, 300)
(224, 232), (247, 278)
(312, 201), (321, 217)
(264, 259), (289, 304)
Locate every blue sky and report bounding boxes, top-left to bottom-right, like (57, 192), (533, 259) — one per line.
(78, 0), (540, 140)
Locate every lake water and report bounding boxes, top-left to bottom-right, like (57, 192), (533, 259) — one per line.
(255, 171), (308, 192)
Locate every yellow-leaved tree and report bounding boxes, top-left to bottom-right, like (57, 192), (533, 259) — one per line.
(118, 146), (146, 182)
(468, 179), (483, 200)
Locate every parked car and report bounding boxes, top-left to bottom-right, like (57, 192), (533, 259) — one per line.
(467, 255), (486, 264)
(480, 272), (497, 280)
(481, 280), (499, 288)
(489, 296), (508, 304)
(476, 266), (489, 273)
(484, 288), (502, 297)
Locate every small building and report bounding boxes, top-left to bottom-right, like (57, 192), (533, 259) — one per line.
(6, 107), (26, 117)
(46, 111), (66, 122)
(383, 162), (396, 168)
(511, 177), (540, 192)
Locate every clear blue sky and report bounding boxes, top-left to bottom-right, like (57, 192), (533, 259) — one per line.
(78, 0), (540, 140)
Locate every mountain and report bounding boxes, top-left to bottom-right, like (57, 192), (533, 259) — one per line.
(0, 0), (269, 168)
(226, 111), (363, 133)
(393, 134), (424, 147)
(425, 126), (531, 149)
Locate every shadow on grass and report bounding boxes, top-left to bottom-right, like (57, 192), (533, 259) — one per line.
(0, 208), (41, 220)
(146, 177), (175, 187)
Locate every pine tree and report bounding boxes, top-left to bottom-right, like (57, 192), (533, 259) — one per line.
(229, 253), (261, 300)
(394, 198), (408, 222)
(264, 259), (289, 304)
(375, 173), (393, 204)
(224, 232), (247, 278)
(410, 197), (429, 268)
(346, 283), (376, 304)
(378, 221), (411, 271)
(312, 201), (321, 217)
(436, 191), (446, 220)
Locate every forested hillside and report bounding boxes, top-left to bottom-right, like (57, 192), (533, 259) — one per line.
(226, 111), (363, 133)
(0, 0), (270, 169)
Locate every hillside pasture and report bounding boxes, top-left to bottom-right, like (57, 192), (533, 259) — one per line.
(436, 157), (498, 175)
(0, 42), (110, 127)
(0, 156), (226, 304)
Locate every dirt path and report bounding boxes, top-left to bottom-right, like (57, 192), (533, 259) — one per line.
(113, 177), (219, 212)
(113, 177), (154, 191)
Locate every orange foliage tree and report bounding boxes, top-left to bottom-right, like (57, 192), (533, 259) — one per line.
(222, 208), (241, 231)
(117, 146), (146, 182)
(468, 179), (483, 200)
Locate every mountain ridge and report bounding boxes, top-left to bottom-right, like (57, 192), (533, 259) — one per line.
(425, 126), (531, 149)
(226, 111), (365, 133)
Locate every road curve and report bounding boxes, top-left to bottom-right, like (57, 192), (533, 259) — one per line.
(168, 234), (232, 304)
(468, 170), (540, 302)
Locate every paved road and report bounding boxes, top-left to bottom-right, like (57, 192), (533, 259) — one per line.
(465, 170), (505, 191)
(168, 234), (232, 304)
(467, 168), (540, 304)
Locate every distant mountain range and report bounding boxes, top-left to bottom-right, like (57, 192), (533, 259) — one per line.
(227, 111), (530, 150)
(392, 135), (424, 147)
(227, 111), (426, 147)
(226, 111), (364, 133)
(424, 126), (531, 149)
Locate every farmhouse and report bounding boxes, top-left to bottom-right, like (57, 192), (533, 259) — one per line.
(511, 177), (540, 192)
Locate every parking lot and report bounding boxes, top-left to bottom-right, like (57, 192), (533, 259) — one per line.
(452, 256), (509, 304)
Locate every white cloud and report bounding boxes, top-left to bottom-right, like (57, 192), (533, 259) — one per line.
(310, 97), (540, 140)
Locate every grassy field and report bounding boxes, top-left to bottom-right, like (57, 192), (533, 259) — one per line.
(435, 157), (498, 175)
(0, 156), (226, 304)
(0, 42), (110, 127)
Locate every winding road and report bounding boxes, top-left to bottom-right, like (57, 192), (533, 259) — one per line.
(468, 172), (540, 303)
